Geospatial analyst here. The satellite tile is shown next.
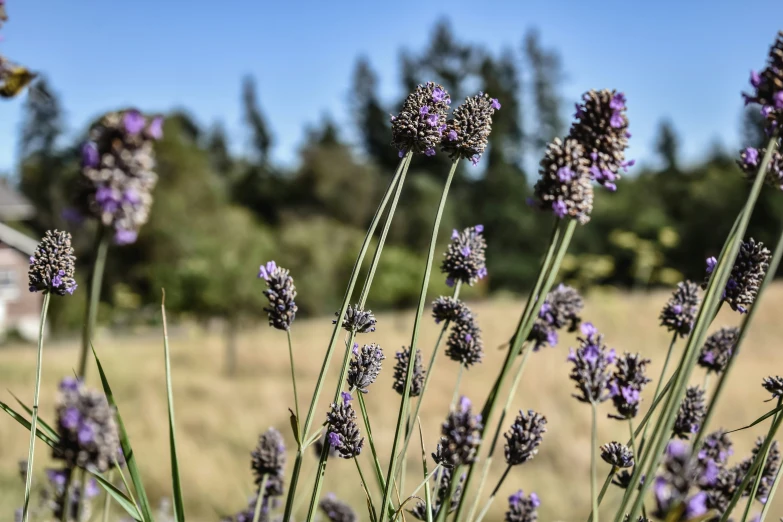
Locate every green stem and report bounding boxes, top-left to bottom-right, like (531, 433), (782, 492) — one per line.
(251, 474), (269, 522)
(465, 343), (532, 522)
(455, 219), (576, 522)
(627, 419), (637, 472)
(22, 291), (51, 522)
(450, 364), (465, 411)
(60, 469), (73, 522)
(474, 465), (512, 522)
(355, 458), (378, 521)
(625, 134), (779, 522)
(591, 402), (599, 522)
(721, 405), (783, 522)
(399, 281), (463, 482)
(379, 159), (459, 522)
(101, 469), (115, 522)
(78, 227), (109, 379)
(693, 223), (783, 450)
(357, 392), (386, 492)
(589, 467), (617, 522)
(282, 153), (410, 522)
(435, 465), (462, 522)
(638, 333), (677, 453)
(286, 329), (301, 441)
(759, 450), (783, 521)
(75, 468), (87, 522)
(742, 402), (781, 522)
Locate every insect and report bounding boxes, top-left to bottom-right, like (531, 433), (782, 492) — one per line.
(0, 61), (38, 99)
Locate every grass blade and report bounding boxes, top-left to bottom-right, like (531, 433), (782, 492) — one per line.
(0, 400), (59, 447)
(91, 344), (155, 522)
(91, 471), (143, 521)
(726, 403), (783, 434)
(161, 291), (185, 522)
(7, 391), (59, 441)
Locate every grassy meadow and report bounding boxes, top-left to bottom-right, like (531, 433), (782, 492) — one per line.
(1, 284), (783, 521)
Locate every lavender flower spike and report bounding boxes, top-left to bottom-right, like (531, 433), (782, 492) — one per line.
(432, 396), (483, 468)
(703, 238), (770, 314)
(325, 392), (364, 459)
(609, 352), (651, 420)
(567, 322), (616, 403)
(258, 261), (298, 330)
(347, 343), (385, 393)
(672, 386), (706, 440)
(441, 92), (500, 165)
(504, 490), (540, 522)
(441, 225), (488, 286)
(28, 230), (78, 296)
(659, 281), (701, 338)
(391, 82), (451, 156)
(504, 409), (547, 466)
(533, 138), (594, 224)
(742, 32), (783, 133)
(697, 327), (739, 374)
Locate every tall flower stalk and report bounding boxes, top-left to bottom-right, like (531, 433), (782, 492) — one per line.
(22, 230), (78, 522)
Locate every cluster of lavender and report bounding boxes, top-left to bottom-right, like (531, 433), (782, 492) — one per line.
(703, 237), (771, 314)
(698, 327), (739, 374)
(432, 396), (483, 469)
(80, 109), (163, 244)
(409, 468), (465, 520)
(672, 386), (707, 440)
(325, 392), (364, 458)
(441, 225), (488, 287)
(258, 261), (298, 330)
(504, 409), (547, 466)
(743, 31), (783, 134)
(503, 490), (540, 522)
(390, 83), (501, 164)
(335, 304), (377, 334)
(15, 465), (99, 522)
(608, 352), (652, 421)
(738, 146), (783, 190)
(346, 342), (385, 394)
(28, 229), (78, 296)
(444, 304), (484, 369)
(659, 281), (701, 338)
(567, 323), (618, 404)
(392, 347), (425, 397)
(527, 283), (584, 350)
(318, 493), (358, 522)
(250, 428), (287, 501)
(53, 377), (120, 472)
(532, 88), (633, 223)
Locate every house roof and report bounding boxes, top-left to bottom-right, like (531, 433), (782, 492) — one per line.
(0, 221), (38, 256)
(0, 182), (34, 220)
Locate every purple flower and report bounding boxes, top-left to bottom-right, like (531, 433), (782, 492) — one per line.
(46, 468), (68, 487)
(420, 106), (430, 116)
(81, 142), (99, 168)
(95, 186), (120, 214)
(552, 200), (567, 217)
(424, 147), (436, 157)
(60, 377), (79, 391)
(147, 116), (164, 140)
(460, 246), (471, 257)
(751, 70), (762, 88)
(328, 432), (342, 447)
(448, 130), (458, 141)
(744, 147), (760, 166)
(123, 110), (146, 135)
(581, 322), (597, 338)
(123, 188), (141, 205)
(705, 256), (717, 274)
(78, 423), (94, 444)
(426, 114), (439, 127)
(776, 91), (783, 109)
(432, 87), (446, 102)
(557, 166), (574, 182)
(610, 111), (625, 128)
(85, 478), (100, 498)
(114, 229), (138, 245)
(340, 391), (352, 406)
(684, 491), (707, 518)
(258, 261), (278, 281)
(398, 150), (406, 158)
(61, 407), (80, 430)
(610, 92), (627, 110)
(491, 98), (501, 110)
(474, 224), (484, 233)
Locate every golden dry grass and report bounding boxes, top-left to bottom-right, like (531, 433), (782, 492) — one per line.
(2, 284), (783, 521)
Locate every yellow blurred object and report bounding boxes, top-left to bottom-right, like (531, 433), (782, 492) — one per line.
(0, 64), (37, 99)
(609, 229), (639, 249)
(658, 226), (680, 248)
(657, 267), (684, 285)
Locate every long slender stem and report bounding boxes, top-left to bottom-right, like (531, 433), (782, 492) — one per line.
(60, 470), (73, 522)
(591, 402), (599, 522)
(78, 227), (109, 379)
(455, 219), (575, 522)
(357, 393), (386, 492)
(74, 468), (88, 522)
(694, 223), (783, 450)
(379, 159), (459, 522)
(399, 282), (463, 480)
(286, 329), (301, 441)
(627, 419), (637, 470)
(355, 458), (378, 520)
(465, 343), (532, 522)
(759, 451), (783, 521)
(251, 474), (269, 522)
(721, 407), (783, 521)
(282, 154), (410, 522)
(101, 469), (115, 522)
(474, 465), (512, 522)
(625, 134), (779, 522)
(742, 403), (781, 522)
(435, 465), (462, 522)
(639, 333), (677, 451)
(22, 291), (51, 522)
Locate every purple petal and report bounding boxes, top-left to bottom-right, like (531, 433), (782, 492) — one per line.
(123, 110), (146, 135)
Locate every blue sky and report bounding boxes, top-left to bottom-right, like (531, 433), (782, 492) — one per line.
(0, 0), (779, 173)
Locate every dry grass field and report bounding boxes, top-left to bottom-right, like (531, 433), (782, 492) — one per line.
(2, 284), (783, 521)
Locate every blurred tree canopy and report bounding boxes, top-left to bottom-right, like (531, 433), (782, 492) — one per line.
(9, 20), (783, 332)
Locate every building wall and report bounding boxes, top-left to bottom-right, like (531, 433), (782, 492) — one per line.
(0, 244), (44, 341)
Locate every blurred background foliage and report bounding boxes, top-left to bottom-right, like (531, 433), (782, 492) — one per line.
(6, 20), (783, 334)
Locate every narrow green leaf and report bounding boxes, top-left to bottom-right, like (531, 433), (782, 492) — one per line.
(8, 390), (59, 441)
(727, 404), (783, 434)
(161, 292), (185, 522)
(289, 409), (301, 447)
(91, 344), (155, 522)
(91, 471), (143, 521)
(0, 400), (59, 447)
